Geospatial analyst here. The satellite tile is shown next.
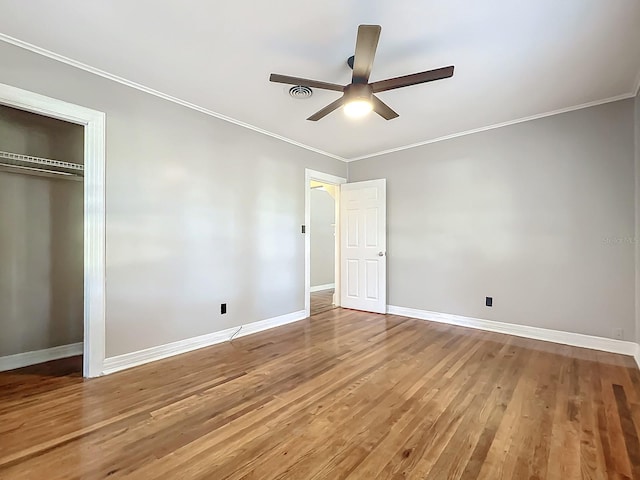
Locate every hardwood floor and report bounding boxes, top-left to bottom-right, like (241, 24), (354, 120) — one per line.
(1, 308), (640, 479)
(310, 288), (336, 315)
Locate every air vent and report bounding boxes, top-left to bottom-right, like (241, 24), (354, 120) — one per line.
(289, 85), (313, 99)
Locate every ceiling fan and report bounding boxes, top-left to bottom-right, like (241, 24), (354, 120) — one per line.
(270, 24), (454, 121)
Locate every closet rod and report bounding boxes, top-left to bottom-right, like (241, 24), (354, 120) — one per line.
(0, 150), (84, 172)
(0, 162), (83, 181)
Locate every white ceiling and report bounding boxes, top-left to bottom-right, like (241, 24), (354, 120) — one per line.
(0, 0), (639, 160)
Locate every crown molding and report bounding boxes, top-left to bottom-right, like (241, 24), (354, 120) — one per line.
(1, 33), (637, 164)
(0, 33), (347, 163)
(347, 92), (637, 162)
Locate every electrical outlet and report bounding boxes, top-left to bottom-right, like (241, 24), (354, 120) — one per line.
(613, 328), (624, 340)
(221, 303), (227, 315)
(485, 297), (493, 307)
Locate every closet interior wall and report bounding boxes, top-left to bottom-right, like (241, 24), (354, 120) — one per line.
(310, 184), (336, 289)
(0, 105), (84, 358)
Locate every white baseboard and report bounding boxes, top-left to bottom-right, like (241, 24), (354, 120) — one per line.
(102, 310), (307, 375)
(387, 306), (639, 362)
(0, 342), (83, 372)
(102, 327), (237, 375)
(310, 283), (335, 293)
(235, 310), (307, 338)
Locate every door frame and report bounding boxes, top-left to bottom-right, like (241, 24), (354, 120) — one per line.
(0, 82), (106, 378)
(305, 169), (347, 318)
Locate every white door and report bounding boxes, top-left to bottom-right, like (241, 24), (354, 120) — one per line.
(340, 179), (386, 313)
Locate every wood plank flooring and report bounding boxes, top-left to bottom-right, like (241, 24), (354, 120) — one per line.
(1, 308), (640, 479)
(310, 288), (336, 316)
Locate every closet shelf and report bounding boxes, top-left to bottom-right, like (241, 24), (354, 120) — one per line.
(0, 150), (84, 172)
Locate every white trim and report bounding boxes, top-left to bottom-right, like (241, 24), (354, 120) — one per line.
(0, 33), (345, 163)
(0, 343), (83, 372)
(0, 83), (106, 378)
(236, 310), (307, 338)
(348, 93), (636, 162)
(387, 305), (639, 358)
(102, 310), (307, 375)
(102, 328), (237, 375)
(305, 169), (346, 318)
(310, 283), (335, 293)
(3, 34), (637, 164)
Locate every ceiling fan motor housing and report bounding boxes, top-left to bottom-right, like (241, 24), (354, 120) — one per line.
(344, 83), (373, 103)
(347, 55), (355, 69)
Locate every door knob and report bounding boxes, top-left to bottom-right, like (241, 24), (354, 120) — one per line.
(378, 251), (385, 257)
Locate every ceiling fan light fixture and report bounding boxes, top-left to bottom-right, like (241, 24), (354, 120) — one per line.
(343, 83), (374, 119)
(344, 99), (373, 118)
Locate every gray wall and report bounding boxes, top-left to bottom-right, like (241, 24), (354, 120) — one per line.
(310, 188), (335, 287)
(0, 106), (84, 356)
(636, 91), (640, 343)
(0, 105), (84, 163)
(350, 99), (636, 340)
(0, 42), (346, 357)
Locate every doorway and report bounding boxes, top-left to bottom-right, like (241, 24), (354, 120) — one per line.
(310, 180), (337, 315)
(304, 169), (346, 318)
(0, 83), (106, 378)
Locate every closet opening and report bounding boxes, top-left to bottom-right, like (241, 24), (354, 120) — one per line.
(0, 104), (85, 377)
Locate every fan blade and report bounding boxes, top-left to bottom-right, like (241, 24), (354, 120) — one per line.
(352, 25), (381, 84)
(307, 97), (344, 121)
(270, 74), (344, 92)
(371, 66), (454, 93)
(372, 95), (399, 120)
